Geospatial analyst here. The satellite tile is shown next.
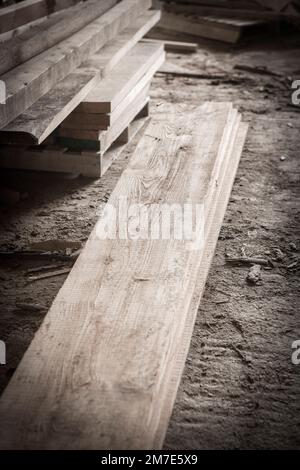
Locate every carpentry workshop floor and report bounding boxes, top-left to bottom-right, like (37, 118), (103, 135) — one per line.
(0, 32), (299, 450)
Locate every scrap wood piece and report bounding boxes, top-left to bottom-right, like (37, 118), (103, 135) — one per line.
(0, 0), (118, 76)
(0, 0), (80, 35)
(141, 37), (198, 52)
(27, 267), (71, 282)
(0, 10), (161, 145)
(0, 0), (151, 131)
(0, 102), (248, 450)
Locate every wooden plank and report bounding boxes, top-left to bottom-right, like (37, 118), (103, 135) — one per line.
(58, 86), (152, 153)
(159, 11), (269, 44)
(62, 50), (164, 130)
(0, 11), (161, 145)
(0, 0), (118, 76)
(0, 71), (99, 146)
(0, 110), (150, 177)
(153, 121), (248, 447)
(0, 102), (246, 449)
(0, 0), (80, 35)
(78, 42), (164, 114)
(0, 0), (152, 130)
(141, 37), (198, 52)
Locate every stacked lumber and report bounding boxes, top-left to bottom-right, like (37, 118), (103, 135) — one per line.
(57, 42), (165, 153)
(0, 0), (163, 176)
(0, 102), (248, 450)
(163, 0), (300, 20)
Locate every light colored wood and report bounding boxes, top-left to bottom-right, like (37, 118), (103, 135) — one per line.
(0, 71), (99, 145)
(153, 121), (249, 447)
(79, 42), (163, 114)
(82, 10), (161, 76)
(62, 50), (164, 131)
(0, 102), (247, 450)
(0, 111), (150, 178)
(0, 0), (79, 35)
(0, 0), (152, 130)
(0, 0), (118, 76)
(58, 89), (151, 154)
(141, 37), (197, 52)
(0, 10), (160, 145)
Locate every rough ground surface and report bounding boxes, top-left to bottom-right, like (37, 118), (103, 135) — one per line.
(0, 29), (299, 449)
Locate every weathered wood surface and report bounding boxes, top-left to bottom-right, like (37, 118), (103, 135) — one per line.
(0, 0), (118, 76)
(79, 41), (163, 114)
(0, 11), (161, 145)
(0, 0), (80, 35)
(0, 102), (247, 450)
(0, 0), (151, 130)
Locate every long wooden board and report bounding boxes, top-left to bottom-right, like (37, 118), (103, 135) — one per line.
(0, 102), (246, 449)
(0, 0), (151, 131)
(0, 10), (161, 145)
(78, 42), (163, 114)
(58, 83), (154, 153)
(0, 0), (80, 35)
(0, 0), (118, 76)
(159, 11), (267, 44)
(0, 108), (150, 178)
(62, 48), (164, 131)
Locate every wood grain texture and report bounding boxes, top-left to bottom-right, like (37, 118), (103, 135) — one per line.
(0, 112), (150, 178)
(0, 0), (152, 130)
(0, 0), (118, 76)
(0, 10), (160, 145)
(0, 0), (80, 35)
(141, 38), (198, 52)
(0, 102), (247, 450)
(58, 87), (151, 153)
(78, 42), (164, 114)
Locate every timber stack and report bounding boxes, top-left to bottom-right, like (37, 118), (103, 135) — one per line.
(0, 0), (164, 177)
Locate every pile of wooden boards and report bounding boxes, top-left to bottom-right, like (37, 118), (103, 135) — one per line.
(163, 0), (300, 20)
(0, 102), (248, 450)
(0, 0), (164, 177)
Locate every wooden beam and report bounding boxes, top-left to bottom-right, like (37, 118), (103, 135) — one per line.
(79, 41), (164, 114)
(0, 102), (247, 449)
(0, 0), (80, 35)
(0, 0), (152, 130)
(0, 0), (118, 76)
(0, 11), (161, 145)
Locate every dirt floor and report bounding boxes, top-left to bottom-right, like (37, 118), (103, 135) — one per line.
(0, 27), (300, 449)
